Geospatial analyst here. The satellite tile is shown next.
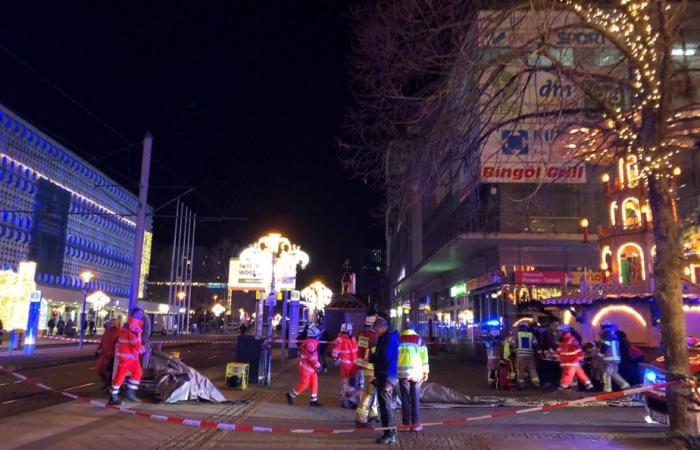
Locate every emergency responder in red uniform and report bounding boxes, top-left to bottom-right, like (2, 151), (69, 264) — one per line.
(95, 319), (120, 390)
(332, 323), (358, 407)
(354, 314), (379, 427)
(109, 309), (145, 405)
(286, 324), (322, 407)
(555, 324), (593, 390)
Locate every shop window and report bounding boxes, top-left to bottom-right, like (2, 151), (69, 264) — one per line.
(622, 197), (642, 228)
(618, 243), (646, 283)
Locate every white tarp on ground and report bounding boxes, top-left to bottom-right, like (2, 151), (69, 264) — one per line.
(149, 350), (226, 403)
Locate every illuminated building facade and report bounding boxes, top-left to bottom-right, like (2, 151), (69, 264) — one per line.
(0, 103), (152, 328)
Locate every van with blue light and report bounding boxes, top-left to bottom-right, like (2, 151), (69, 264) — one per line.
(642, 344), (700, 426)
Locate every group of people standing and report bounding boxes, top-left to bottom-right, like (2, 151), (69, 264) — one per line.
(286, 313), (429, 445)
(485, 320), (637, 393)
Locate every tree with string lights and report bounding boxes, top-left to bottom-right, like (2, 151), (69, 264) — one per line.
(345, 0), (700, 438)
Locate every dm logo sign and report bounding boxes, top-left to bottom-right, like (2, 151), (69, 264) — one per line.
(500, 130), (528, 155)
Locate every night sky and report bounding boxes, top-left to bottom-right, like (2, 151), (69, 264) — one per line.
(0, 1), (383, 288)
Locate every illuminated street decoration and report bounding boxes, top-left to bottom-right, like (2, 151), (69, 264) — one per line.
(301, 281), (333, 316)
(138, 231), (153, 299)
(592, 305), (647, 328)
(0, 262), (37, 330)
(86, 291), (111, 309)
(211, 303), (226, 317)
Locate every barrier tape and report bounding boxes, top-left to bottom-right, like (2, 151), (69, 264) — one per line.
(40, 335), (236, 346)
(0, 364), (677, 434)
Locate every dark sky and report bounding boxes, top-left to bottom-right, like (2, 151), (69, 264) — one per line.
(0, 1), (382, 288)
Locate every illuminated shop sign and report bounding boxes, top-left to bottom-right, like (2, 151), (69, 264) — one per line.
(450, 283), (467, 298)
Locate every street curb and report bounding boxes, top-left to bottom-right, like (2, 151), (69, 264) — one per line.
(1, 354), (96, 372)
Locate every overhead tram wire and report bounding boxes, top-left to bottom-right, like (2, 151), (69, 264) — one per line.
(0, 42), (246, 226)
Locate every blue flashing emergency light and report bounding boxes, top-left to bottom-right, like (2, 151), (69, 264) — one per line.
(644, 369), (658, 384)
(485, 319), (500, 327)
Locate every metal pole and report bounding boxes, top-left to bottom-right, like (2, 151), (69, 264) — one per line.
(167, 200), (182, 332)
(129, 132), (153, 312)
(174, 206), (187, 334)
(186, 213), (196, 333)
(79, 285), (87, 348)
(179, 208), (191, 333)
(281, 290), (288, 362)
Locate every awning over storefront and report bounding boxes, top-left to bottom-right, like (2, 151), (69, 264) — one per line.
(543, 294), (700, 306)
(395, 232), (598, 295)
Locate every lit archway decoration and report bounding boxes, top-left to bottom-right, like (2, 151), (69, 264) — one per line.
(591, 305), (647, 328)
(625, 155), (639, 187)
(513, 317), (534, 327)
(617, 242), (646, 282)
(601, 246), (612, 270)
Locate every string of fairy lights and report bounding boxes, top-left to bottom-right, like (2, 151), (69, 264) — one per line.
(559, 0), (694, 180)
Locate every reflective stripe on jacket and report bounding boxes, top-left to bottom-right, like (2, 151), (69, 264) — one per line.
(397, 329), (429, 381)
(116, 317), (143, 364)
(556, 333), (584, 366)
(300, 338), (320, 373)
(514, 331), (537, 356)
(355, 330), (377, 370)
(332, 334), (357, 367)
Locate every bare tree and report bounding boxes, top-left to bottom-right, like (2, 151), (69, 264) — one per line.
(345, 0), (700, 438)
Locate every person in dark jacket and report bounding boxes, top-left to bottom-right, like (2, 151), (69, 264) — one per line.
(370, 316), (399, 445)
(47, 317), (55, 336)
(56, 318), (65, 336)
(318, 325), (329, 373)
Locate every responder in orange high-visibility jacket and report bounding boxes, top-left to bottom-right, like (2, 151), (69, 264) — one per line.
(332, 323), (358, 407)
(555, 324), (593, 390)
(109, 309), (145, 405)
(286, 324), (322, 407)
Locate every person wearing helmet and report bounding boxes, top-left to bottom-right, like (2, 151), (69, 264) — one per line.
(95, 319), (120, 391)
(507, 322), (540, 388)
(482, 324), (503, 388)
(555, 324), (593, 390)
(109, 308), (145, 405)
(286, 324), (322, 407)
(354, 314), (379, 427)
(332, 323), (358, 408)
(598, 322), (630, 392)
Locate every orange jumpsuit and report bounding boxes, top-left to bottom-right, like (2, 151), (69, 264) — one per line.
(556, 332), (592, 388)
(291, 337), (320, 401)
(111, 317), (144, 396)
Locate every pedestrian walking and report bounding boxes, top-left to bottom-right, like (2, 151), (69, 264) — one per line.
(109, 308), (146, 405)
(371, 316), (399, 445)
(239, 323), (247, 335)
(286, 324), (323, 407)
(47, 317), (55, 336)
(88, 319), (96, 336)
(355, 315), (379, 428)
(555, 324), (593, 390)
(509, 322), (540, 388)
(95, 319), (120, 390)
(598, 322), (630, 392)
(398, 324), (429, 432)
(57, 318), (65, 336)
(332, 323), (358, 408)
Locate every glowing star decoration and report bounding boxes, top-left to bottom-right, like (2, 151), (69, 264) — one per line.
(0, 262), (37, 330)
(301, 281), (333, 315)
(211, 303), (226, 317)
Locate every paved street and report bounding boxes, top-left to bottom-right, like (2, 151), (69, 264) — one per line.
(0, 340), (677, 449)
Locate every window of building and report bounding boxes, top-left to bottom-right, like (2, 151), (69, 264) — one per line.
(622, 197), (642, 228)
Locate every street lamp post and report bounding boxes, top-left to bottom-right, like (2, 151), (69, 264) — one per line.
(79, 271), (95, 348)
(177, 291), (186, 334)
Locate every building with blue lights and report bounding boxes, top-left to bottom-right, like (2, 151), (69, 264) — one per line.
(0, 103), (155, 329)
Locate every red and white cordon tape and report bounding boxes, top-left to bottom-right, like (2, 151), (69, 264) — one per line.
(0, 364), (676, 434)
(41, 335), (235, 346)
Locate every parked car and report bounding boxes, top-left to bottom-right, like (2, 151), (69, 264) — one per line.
(642, 344), (700, 426)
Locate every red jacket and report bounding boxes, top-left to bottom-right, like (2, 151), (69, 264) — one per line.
(116, 317), (144, 364)
(98, 325), (120, 358)
(556, 332), (584, 366)
(355, 329), (377, 371)
(300, 338), (320, 373)
(332, 333), (357, 376)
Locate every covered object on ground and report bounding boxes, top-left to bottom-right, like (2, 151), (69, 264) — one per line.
(147, 350), (226, 403)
